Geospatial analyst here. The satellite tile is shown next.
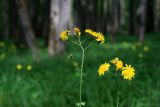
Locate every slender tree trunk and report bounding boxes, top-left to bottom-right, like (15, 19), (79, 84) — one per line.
(3, 0), (9, 40)
(120, 0), (125, 27)
(48, 0), (72, 56)
(16, 0), (40, 61)
(0, 0), (9, 40)
(110, 0), (118, 43)
(154, 0), (160, 32)
(139, 0), (147, 44)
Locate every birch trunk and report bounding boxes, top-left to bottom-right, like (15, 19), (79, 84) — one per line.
(139, 0), (147, 44)
(48, 0), (72, 56)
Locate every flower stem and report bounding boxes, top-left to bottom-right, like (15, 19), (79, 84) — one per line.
(79, 49), (85, 107)
(116, 71), (120, 107)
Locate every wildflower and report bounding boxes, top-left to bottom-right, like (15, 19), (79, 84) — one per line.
(144, 46), (149, 52)
(110, 58), (123, 70)
(26, 65), (32, 71)
(121, 64), (135, 80)
(96, 33), (105, 43)
(85, 29), (96, 37)
(73, 27), (81, 36)
(60, 30), (70, 41)
(98, 63), (110, 76)
(16, 64), (22, 70)
(85, 29), (105, 43)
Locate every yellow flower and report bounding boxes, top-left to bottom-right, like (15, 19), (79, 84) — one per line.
(16, 64), (22, 70)
(110, 58), (123, 70)
(85, 29), (105, 43)
(144, 46), (149, 52)
(26, 65), (32, 71)
(121, 64), (135, 80)
(60, 30), (70, 41)
(73, 27), (81, 36)
(98, 63), (110, 76)
(96, 33), (105, 43)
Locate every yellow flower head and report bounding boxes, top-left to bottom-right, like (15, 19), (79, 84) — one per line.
(85, 29), (105, 43)
(121, 64), (135, 80)
(60, 30), (70, 41)
(144, 46), (149, 52)
(110, 58), (123, 70)
(73, 27), (81, 36)
(26, 65), (32, 71)
(98, 63), (110, 76)
(16, 64), (22, 70)
(96, 33), (105, 43)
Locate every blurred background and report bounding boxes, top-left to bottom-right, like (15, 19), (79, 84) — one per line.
(0, 0), (160, 107)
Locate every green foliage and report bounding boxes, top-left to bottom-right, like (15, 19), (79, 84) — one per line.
(0, 35), (160, 107)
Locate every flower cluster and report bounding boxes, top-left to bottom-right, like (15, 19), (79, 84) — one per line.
(98, 57), (135, 80)
(60, 28), (105, 44)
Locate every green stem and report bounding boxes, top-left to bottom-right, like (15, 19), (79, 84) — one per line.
(79, 49), (85, 107)
(116, 71), (120, 107)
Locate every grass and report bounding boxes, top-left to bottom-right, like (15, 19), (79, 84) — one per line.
(0, 34), (160, 107)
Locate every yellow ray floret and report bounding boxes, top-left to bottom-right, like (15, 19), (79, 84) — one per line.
(121, 64), (135, 80)
(60, 30), (70, 41)
(96, 33), (105, 43)
(110, 57), (123, 70)
(73, 27), (81, 36)
(98, 63), (110, 76)
(85, 29), (93, 34)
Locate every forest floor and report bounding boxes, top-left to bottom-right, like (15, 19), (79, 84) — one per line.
(0, 34), (160, 107)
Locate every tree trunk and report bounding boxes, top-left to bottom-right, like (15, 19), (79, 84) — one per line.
(48, 0), (72, 56)
(0, 0), (9, 40)
(16, 0), (40, 61)
(120, 0), (125, 27)
(139, 0), (147, 44)
(110, 0), (118, 43)
(154, 0), (160, 32)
